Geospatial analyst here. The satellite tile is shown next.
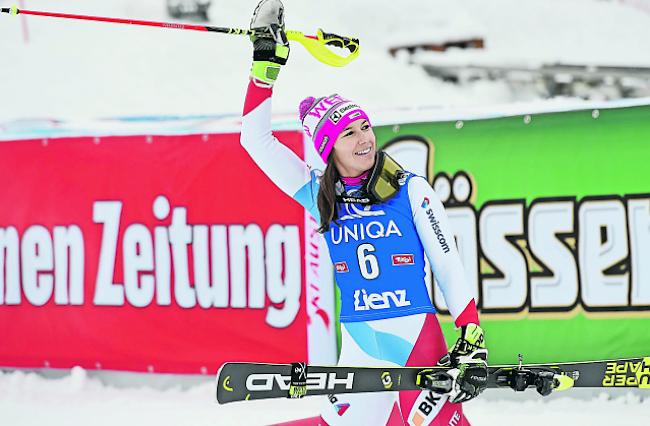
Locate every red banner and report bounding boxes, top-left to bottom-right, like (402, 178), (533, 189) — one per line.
(0, 132), (307, 374)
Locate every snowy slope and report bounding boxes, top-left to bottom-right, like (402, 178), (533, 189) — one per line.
(1, 2), (650, 425)
(410, 0), (650, 68)
(1, 368), (648, 426)
(1, 0), (649, 122)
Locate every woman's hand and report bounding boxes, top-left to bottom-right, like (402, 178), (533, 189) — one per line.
(441, 323), (488, 403)
(249, 0), (290, 86)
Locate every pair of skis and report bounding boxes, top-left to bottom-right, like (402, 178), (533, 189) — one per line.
(216, 356), (650, 404)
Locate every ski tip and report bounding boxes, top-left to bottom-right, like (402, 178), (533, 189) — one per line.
(215, 363), (232, 404)
(554, 374), (575, 392)
(215, 374), (236, 405)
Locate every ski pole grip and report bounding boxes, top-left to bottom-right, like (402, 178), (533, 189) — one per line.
(288, 362), (308, 399)
(1, 6), (19, 15)
(319, 29), (360, 54)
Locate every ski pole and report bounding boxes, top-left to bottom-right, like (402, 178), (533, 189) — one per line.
(0, 6), (360, 67)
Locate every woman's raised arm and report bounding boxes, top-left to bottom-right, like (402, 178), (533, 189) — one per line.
(240, 81), (313, 199)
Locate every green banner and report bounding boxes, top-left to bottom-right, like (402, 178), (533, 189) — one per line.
(373, 104), (650, 364)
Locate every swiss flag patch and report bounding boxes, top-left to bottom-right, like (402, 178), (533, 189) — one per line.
(335, 262), (349, 273)
(392, 254), (414, 266)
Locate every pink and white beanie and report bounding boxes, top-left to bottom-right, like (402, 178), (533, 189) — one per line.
(299, 94), (371, 162)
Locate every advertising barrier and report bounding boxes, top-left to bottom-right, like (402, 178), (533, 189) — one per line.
(375, 103), (650, 364)
(1, 101), (648, 372)
(0, 131), (336, 373)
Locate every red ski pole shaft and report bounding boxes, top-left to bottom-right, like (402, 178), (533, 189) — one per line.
(0, 6), (361, 67)
(0, 7), (251, 36)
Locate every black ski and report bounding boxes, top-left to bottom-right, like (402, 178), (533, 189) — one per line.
(216, 356), (650, 404)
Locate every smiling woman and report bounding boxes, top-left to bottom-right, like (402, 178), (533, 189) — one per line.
(237, 1), (496, 425)
(297, 94), (375, 232)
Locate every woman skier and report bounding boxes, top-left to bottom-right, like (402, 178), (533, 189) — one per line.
(240, 1), (487, 424)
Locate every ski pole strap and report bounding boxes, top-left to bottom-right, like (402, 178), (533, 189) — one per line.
(319, 30), (360, 54)
(286, 29), (360, 67)
(288, 362), (308, 399)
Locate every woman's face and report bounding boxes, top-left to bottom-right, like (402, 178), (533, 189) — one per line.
(332, 119), (376, 177)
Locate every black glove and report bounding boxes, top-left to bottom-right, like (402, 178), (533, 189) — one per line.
(441, 323), (488, 403)
(249, 0), (289, 86)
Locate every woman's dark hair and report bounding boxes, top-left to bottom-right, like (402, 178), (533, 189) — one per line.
(317, 155), (340, 233)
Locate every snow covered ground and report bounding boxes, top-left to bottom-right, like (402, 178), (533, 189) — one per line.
(1, 0), (650, 123)
(1, 1), (649, 424)
(1, 367), (648, 426)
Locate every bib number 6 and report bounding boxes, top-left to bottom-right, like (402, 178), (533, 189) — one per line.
(357, 243), (379, 279)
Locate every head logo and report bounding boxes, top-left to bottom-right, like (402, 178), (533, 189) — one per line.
(421, 197), (430, 208)
(330, 111), (342, 124)
(336, 403), (350, 416)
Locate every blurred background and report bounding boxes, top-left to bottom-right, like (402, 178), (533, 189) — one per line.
(1, 0), (650, 122)
(0, 0), (649, 425)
